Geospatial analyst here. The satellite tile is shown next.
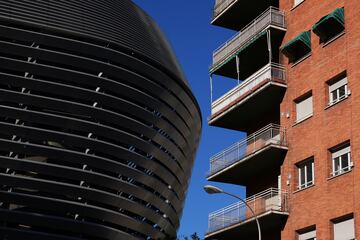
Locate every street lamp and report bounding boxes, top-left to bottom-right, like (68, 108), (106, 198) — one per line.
(204, 185), (262, 240)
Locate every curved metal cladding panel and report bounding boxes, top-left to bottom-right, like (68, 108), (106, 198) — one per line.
(0, 1), (201, 239)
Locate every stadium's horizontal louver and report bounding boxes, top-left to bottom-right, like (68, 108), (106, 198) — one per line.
(0, 1), (201, 239)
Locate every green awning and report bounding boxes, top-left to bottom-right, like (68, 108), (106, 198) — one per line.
(210, 31), (267, 74)
(312, 8), (344, 35)
(281, 31), (311, 52)
(312, 8), (345, 41)
(280, 31), (311, 61)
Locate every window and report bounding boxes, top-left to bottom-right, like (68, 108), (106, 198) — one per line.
(296, 94), (313, 123)
(328, 76), (349, 105)
(333, 217), (355, 240)
(331, 143), (352, 177)
(297, 158), (314, 190)
(312, 8), (345, 43)
(281, 31), (311, 63)
(298, 229), (316, 240)
(294, 0), (305, 7)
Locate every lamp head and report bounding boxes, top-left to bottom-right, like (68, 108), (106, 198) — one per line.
(203, 185), (223, 194)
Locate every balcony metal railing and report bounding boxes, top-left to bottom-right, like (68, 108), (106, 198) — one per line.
(208, 124), (287, 176)
(211, 63), (286, 116)
(211, 7), (286, 71)
(213, 0), (238, 20)
(208, 188), (288, 233)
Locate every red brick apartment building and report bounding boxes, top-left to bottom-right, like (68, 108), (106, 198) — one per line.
(205, 0), (359, 239)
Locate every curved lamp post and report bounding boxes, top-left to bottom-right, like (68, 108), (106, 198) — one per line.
(204, 185), (262, 240)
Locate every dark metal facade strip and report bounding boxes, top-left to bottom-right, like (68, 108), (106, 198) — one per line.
(0, 191), (167, 239)
(0, 23), (201, 130)
(0, 156), (179, 226)
(0, 209), (143, 240)
(0, 174), (175, 230)
(0, 88), (188, 183)
(0, 138), (183, 212)
(0, 38), (194, 141)
(0, 105), (184, 196)
(0, 0), (189, 89)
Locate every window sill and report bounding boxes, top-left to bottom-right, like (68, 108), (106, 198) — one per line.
(291, 0), (305, 11)
(294, 184), (315, 193)
(292, 114), (313, 127)
(322, 31), (345, 48)
(291, 53), (312, 68)
(325, 95), (350, 110)
(328, 168), (353, 181)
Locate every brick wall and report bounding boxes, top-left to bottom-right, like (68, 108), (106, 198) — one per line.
(279, 0), (360, 238)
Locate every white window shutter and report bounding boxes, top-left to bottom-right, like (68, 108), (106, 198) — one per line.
(332, 146), (350, 159)
(299, 229), (316, 240)
(294, 0), (304, 6)
(296, 96), (313, 121)
(329, 77), (348, 93)
(334, 218), (355, 240)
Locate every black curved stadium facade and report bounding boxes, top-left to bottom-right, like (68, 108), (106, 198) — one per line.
(0, 1), (201, 239)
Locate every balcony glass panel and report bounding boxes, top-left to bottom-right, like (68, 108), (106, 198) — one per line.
(211, 63), (286, 117)
(211, 7), (286, 73)
(209, 124), (287, 175)
(207, 188), (288, 233)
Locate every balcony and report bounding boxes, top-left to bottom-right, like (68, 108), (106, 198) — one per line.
(205, 188), (288, 240)
(207, 124), (287, 185)
(212, 0), (279, 31)
(209, 63), (286, 132)
(210, 7), (286, 80)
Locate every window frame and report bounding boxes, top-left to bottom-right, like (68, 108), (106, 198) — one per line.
(332, 215), (355, 240)
(282, 31), (311, 64)
(328, 76), (349, 106)
(331, 144), (352, 177)
(313, 8), (345, 45)
(297, 159), (315, 190)
(293, 0), (305, 8)
(322, 31), (345, 47)
(298, 229), (316, 240)
(295, 94), (313, 123)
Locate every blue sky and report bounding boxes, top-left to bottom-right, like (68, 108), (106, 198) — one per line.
(133, 1), (247, 238)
